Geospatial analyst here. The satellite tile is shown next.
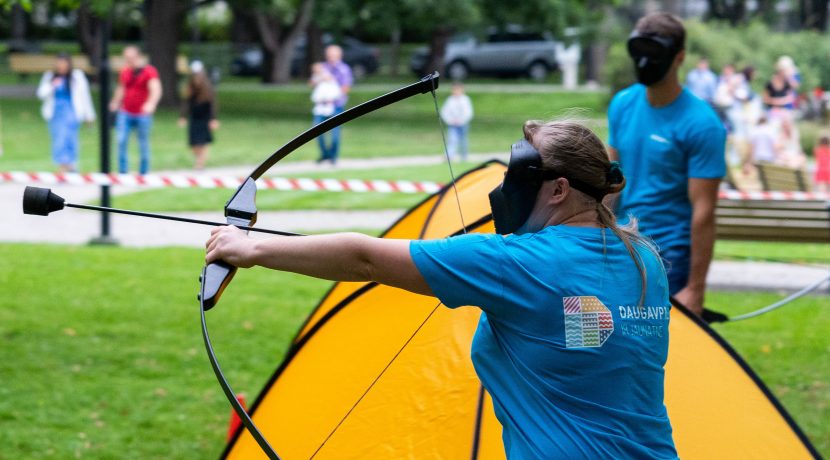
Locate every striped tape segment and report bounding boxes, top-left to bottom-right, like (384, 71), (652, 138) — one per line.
(2, 171), (829, 200)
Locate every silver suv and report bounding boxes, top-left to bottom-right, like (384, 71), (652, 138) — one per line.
(410, 29), (559, 81)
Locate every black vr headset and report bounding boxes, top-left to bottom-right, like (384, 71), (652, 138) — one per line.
(627, 30), (682, 86)
(488, 140), (613, 235)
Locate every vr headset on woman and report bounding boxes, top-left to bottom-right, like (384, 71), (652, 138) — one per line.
(488, 140), (611, 235)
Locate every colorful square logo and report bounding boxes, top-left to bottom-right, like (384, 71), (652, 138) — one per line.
(563, 296), (614, 348)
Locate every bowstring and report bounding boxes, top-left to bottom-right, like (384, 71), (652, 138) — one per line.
(430, 78), (468, 234)
(308, 77), (467, 459)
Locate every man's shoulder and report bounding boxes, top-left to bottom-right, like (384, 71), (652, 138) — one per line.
(678, 90), (724, 131)
(143, 65), (159, 78)
(609, 84), (645, 113)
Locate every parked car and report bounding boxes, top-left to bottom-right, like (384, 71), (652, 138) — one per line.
(410, 28), (559, 81)
(230, 36), (380, 79)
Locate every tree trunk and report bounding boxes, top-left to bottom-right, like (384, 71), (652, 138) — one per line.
(585, 43), (607, 84)
(754, 0), (778, 25)
(304, 21), (324, 78)
(145, 0), (186, 107)
(230, 6), (257, 45)
(706, 0), (747, 25)
(424, 27), (453, 75)
(77, 3), (103, 71)
(388, 26), (402, 77)
(9, 4), (29, 51)
(254, 0), (315, 84)
(254, 12), (282, 84)
(800, 0), (829, 30)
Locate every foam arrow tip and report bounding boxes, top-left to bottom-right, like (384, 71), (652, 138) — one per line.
(23, 186), (66, 216)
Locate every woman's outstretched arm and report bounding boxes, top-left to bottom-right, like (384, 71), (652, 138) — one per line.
(205, 225), (433, 297)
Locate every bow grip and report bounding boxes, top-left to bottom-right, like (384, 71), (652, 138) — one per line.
(199, 178), (258, 311)
(199, 261), (237, 311)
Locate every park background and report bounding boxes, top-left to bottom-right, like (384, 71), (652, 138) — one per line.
(0, 0), (829, 458)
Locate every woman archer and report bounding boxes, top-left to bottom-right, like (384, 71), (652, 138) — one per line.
(205, 120), (678, 459)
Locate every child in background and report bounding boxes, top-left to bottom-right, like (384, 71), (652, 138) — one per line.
(310, 62), (343, 165)
(440, 83), (474, 161)
(813, 135), (830, 192)
(37, 53), (96, 172)
(178, 61), (219, 170)
(746, 116), (776, 175)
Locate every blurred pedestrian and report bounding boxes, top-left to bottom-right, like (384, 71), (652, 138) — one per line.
(747, 116), (777, 172)
(318, 45), (353, 165)
(440, 82), (474, 161)
(713, 64), (736, 131)
(776, 118), (806, 169)
(813, 135), (830, 192)
(109, 46), (162, 175)
(775, 56), (801, 109)
(37, 53), (96, 173)
(685, 58), (717, 104)
(178, 61), (219, 170)
(607, 12), (725, 315)
(763, 68), (794, 120)
(309, 62), (343, 166)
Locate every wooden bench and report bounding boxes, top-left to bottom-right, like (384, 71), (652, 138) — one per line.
(8, 53), (189, 78)
(755, 162), (810, 192)
(716, 198), (830, 243)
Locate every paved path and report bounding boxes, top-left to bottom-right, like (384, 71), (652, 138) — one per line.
(706, 261), (828, 294)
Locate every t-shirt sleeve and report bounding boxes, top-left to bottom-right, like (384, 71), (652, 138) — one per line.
(687, 116), (727, 179)
(342, 65), (354, 87)
(410, 234), (505, 310)
(118, 68), (130, 85)
(145, 65), (159, 79)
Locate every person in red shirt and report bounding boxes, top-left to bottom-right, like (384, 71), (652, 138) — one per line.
(109, 46), (162, 175)
(814, 135), (830, 192)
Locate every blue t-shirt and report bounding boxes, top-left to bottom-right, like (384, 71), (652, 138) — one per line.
(608, 84), (726, 253)
(410, 226), (677, 459)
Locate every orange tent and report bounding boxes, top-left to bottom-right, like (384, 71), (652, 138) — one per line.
(223, 162), (819, 459)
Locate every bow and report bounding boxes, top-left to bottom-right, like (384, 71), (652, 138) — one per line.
(199, 72), (461, 459)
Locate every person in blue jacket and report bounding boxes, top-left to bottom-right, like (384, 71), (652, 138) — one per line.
(205, 120), (678, 459)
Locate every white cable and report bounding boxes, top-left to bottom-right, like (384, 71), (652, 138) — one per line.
(728, 274), (830, 322)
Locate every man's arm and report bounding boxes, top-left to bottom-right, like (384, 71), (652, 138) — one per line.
(109, 84), (124, 112)
(674, 177), (720, 314)
(142, 78), (162, 114)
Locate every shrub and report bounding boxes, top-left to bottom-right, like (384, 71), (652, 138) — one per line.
(604, 20), (830, 95)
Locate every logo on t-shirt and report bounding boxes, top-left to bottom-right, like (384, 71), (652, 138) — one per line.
(649, 133), (670, 144)
(563, 296), (614, 348)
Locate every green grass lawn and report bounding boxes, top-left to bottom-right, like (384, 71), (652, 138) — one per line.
(0, 87), (605, 173)
(714, 240), (830, 265)
(0, 243), (828, 458)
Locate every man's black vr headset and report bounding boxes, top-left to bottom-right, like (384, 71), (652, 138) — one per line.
(627, 30), (682, 86)
(488, 139), (620, 235)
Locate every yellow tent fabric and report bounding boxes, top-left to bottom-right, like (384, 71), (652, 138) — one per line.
(223, 162), (819, 460)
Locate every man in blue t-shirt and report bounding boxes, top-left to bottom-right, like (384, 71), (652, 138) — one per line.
(607, 13), (726, 315)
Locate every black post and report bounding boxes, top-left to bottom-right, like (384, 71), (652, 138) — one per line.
(191, 0), (200, 52)
(91, 17), (118, 245)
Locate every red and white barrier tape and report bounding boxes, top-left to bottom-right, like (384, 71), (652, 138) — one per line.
(0, 171), (443, 194)
(718, 189), (830, 201)
(2, 171), (828, 200)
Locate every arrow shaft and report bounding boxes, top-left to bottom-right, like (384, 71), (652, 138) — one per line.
(64, 203), (302, 237)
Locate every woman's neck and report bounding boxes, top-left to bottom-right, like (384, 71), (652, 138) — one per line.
(550, 207), (600, 228)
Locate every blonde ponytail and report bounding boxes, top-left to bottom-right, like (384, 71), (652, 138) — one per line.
(524, 120), (660, 306)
